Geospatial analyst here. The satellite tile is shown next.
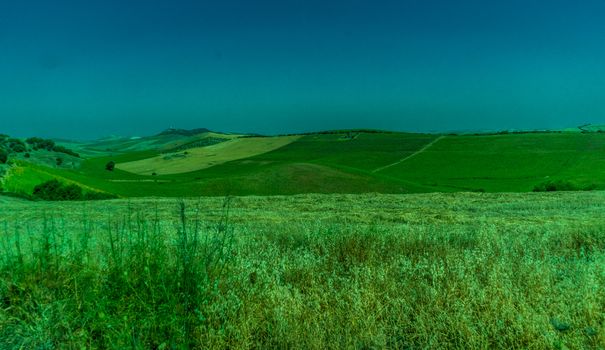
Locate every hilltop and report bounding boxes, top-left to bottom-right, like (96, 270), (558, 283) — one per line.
(157, 127), (211, 136)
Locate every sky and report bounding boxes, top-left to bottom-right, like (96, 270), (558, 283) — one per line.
(1, 0), (605, 139)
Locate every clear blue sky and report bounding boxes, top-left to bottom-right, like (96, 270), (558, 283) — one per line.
(1, 0), (605, 139)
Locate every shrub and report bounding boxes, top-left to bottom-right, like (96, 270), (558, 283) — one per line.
(7, 139), (26, 153)
(105, 161), (116, 171)
(0, 149), (7, 164)
(33, 179), (64, 200)
(52, 145), (80, 157)
(32, 179), (117, 201)
(533, 180), (596, 192)
(57, 183), (83, 200)
(56, 157), (63, 166)
(26, 137), (54, 151)
(25, 137), (79, 157)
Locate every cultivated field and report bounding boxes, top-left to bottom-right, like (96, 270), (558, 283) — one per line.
(4, 130), (605, 198)
(117, 136), (301, 175)
(1, 192), (604, 349)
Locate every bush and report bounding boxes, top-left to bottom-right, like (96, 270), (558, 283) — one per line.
(56, 157), (63, 166)
(57, 183), (83, 200)
(52, 145), (79, 157)
(7, 139), (26, 153)
(26, 137), (54, 151)
(533, 180), (596, 192)
(26, 137), (80, 157)
(106, 161), (116, 171)
(32, 179), (63, 200)
(0, 150), (7, 164)
(32, 179), (117, 201)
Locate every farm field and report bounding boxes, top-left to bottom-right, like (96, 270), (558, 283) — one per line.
(5, 130), (605, 198)
(1, 192), (604, 348)
(117, 135), (302, 175)
(378, 133), (605, 192)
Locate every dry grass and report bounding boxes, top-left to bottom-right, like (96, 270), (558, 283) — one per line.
(1, 192), (604, 349)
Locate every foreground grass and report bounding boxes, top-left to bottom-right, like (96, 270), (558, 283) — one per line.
(1, 193), (604, 349)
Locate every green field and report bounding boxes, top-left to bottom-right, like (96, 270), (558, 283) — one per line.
(378, 133), (605, 192)
(117, 136), (301, 175)
(1, 192), (604, 348)
(4, 130), (605, 198)
(3, 129), (605, 348)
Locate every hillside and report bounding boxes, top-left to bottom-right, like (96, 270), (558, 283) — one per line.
(3, 128), (605, 198)
(54, 128), (240, 157)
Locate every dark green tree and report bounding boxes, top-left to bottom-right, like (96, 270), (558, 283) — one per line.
(105, 161), (116, 171)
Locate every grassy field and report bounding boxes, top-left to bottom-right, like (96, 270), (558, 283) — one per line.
(117, 136), (301, 175)
(1, 192), (604, 349)
(55, 131), (241, 157)
(5, 130), (605, 197)
(379, 133), (605, 192)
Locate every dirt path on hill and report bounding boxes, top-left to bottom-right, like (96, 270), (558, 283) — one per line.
(372, 135), (445, 173)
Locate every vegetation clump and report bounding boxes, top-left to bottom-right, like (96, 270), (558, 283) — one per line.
(26, 137), (80, 157)
(0, 149), (7, 164)
(32, 179), (116, 201)
(6, 138), (27, 153)
(105, 160), (116, 171)
(533, 180), (596, 192)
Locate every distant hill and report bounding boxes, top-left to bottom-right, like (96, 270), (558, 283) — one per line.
(157, 128), (211, 137)
(4, 127), (605, 198)
(53, 129), (241, 157)
(0, 135), (81, 168)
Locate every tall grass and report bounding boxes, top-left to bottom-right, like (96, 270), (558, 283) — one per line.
(0, 193), (604, 349)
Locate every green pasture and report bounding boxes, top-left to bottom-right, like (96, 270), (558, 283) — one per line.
(5, 131), (605, 197)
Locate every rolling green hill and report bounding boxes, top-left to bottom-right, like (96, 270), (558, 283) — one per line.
(54, 128), (241, 157)
(117, 135), (302, 175)
(377, 133), (605, 192)
(3, 129), (605, 197)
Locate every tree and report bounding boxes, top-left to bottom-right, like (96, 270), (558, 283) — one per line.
(105, 161), (116, 171)
(8, 139), (26, 153)
(56, 157), (63, 166)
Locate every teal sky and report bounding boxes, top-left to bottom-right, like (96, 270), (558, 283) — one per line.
(1, 0), (605, 139)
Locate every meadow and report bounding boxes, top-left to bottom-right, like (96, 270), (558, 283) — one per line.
(4, 130), (605, 198)
(1, 192), (604, 349)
